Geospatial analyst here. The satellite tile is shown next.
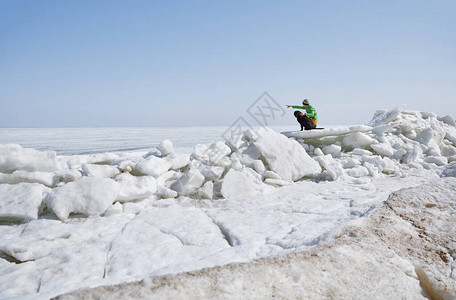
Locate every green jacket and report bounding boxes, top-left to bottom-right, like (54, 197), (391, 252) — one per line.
(292, 104), (318, 122)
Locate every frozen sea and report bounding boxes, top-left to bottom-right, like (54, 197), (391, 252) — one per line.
(0, 126), (293, 155)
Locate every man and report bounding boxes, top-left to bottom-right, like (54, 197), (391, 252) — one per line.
(286, 99), (318, 130)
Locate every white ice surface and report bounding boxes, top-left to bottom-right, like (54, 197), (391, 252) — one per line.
(247, 127), (321, 180)
(282, 125), (372, 138)
(44, 177), (120, 220)
(0, 183), (48, 222)
(0, 169), (442, 299)
(63, 178), (456, 299)
(1, 108), (456, 299)
(0, 144), (59, 173)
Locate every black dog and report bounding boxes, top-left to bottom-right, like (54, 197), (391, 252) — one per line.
(294, 111), (316, 131)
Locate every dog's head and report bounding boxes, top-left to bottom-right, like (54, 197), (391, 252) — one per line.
(294, 111), (302, 118)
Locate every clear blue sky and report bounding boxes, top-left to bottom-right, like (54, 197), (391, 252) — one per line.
(1, 0), (455, 127)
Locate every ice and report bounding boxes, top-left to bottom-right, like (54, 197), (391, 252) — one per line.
(313, 147), (324, 156)
(1, 108), (456, 299)
(134, 155), (172, 177)
(170, 169), (205, 196)
(252, 159), (266, 175)
(44, 177), (120, 220)
(402, 145), (424, 164)
(157, 139), (174, 156)
(0, 215), (134, 298)
(314, 155), (344, 180)
(103, 202), (123, 216)
(0, 144), (59, 173)
(424, 156), (448, 166)
(191, 141), (232, 165)
(199, 181), (214, 199)
(64, 178), (456, 299)
(196, 164), (225, 181)
(417, 127), (444, 156)
(264, 178), (292, 187)
(442, 162), (456, 177)
(282, 125), (372, 139)
(347, 165), (370, 178)
(367, 105), (405, 127)
(103, 206), (231, 280)
(322, 144), (342, 157)
(393, 149), (407, 160)
(52, 170), (82, 186)
(156, 170), (179, 187)
(438, 115), (456, 127)
(263, 170), (281, 180)
(0, 170), (55, 187)
(342, 157), (362, 169)
(66, 152), (119, 169)
(0, 183), (48, 222)
(352, 148), (372, 156)
(441, 143), (456, 157)
(114, 173), (157, 202)
(156, 186), (178, 199)
(342, 132), (377, 150)
(220, 169), (264, 198)
(81, 163), (120, 178)
(165, 153), (190, 170)
(246, 127), (321, 181)
(371, 143), (394, 157)
(122, 202), (144, 215)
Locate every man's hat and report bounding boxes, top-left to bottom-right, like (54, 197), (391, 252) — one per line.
(302, 99), (309, 105)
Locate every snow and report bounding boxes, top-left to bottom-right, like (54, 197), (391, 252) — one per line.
(321, 144), (342, 157)
(1, 107), (456, 299)
(0, 144), (59, 173)
(56, 177), (456, 300)
(282, 124), (372, 138)
(314, 154), (344, 180)
(134, 155), (172, 177)
(81, 163), (120, 178)
(246, 127), (321, 180)
(342, 131), (377, 150)
(157, 139), (174, 156)
(220, 169), (265, 198)
(170, 169), (205, 196)
(0, 183), (48, 222)
(196, 164), (225, 181)
(44, 177), (120, 220)
(114, 173), (157, 202)
(0, 170), (55, 187)
(371, 142), (395, 157)
(442, 162), (456, 177)
(164, 153), (190, 170)
(368, 105), (405, 127)
(199, 181), (214, 199)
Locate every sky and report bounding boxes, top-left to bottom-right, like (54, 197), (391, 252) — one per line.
(1, 0), (455, 127)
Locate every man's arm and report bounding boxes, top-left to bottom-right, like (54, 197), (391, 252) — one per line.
(286, 105), (306, 109)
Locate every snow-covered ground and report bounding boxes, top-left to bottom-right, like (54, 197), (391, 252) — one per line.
(58, 178), (456, 299)
(1, 107), (456, 299)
